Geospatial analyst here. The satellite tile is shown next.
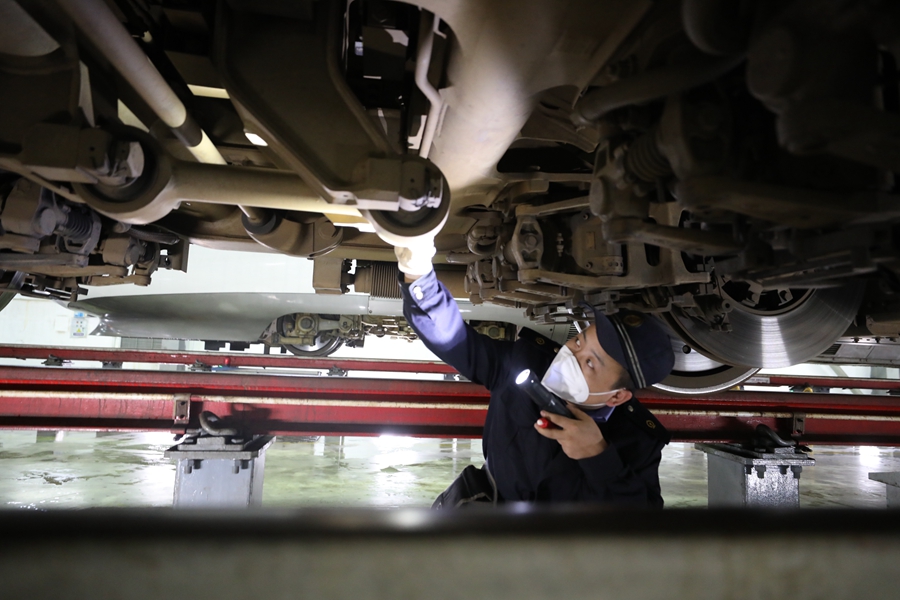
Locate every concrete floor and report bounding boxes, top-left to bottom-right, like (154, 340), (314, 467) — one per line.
(1, 431), (898, 509)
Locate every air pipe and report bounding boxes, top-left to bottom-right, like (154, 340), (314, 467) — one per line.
(414, 12), (443, 160)
(56, 0), (225, 165)
(162, 162), (363, 217)
(54, 0), (271, 223)
(571, 52), (745, 127)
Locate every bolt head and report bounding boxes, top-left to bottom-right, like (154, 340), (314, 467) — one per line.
(125, 242), (144, 265)
(317, 221), (337, 239)
(35, 208), (58, 236)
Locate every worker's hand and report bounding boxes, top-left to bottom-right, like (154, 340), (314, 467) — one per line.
(395, 237), (436, 278)
(534, 403), (608, 460)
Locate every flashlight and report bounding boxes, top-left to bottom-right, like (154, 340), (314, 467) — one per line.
(516, 369), (576, 419)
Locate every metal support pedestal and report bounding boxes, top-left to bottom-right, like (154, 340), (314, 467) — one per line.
(696, 443), (815, 508)
(165, 435), (275, 508)
(868, 472), (900, 508)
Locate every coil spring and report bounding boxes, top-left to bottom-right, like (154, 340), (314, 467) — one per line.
(624, 131), (672, 183)
(57, 208), (94, 244)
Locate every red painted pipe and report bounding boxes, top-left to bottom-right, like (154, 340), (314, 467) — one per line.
(3, 364), (900, 443)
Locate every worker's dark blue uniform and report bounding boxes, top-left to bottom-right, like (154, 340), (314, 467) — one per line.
(401, 270), (670, 507)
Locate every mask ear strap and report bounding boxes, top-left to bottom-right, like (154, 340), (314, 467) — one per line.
(586, 388), (622, 397)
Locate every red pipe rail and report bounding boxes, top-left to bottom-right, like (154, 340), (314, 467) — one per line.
(0, 366), (485, 438)
(1, 347), (900, 443)
(1, 344), (897, 390)
(0, 345), (458, 374)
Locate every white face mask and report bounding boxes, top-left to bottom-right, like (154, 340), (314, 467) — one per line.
(540, 345), (623, 405)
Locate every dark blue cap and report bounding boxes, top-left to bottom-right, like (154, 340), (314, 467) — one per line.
(585, 306), (675, 390)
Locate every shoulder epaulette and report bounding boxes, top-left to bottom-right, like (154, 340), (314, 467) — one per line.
(517, 327), (560, 354)
(622, 397), (671, 442)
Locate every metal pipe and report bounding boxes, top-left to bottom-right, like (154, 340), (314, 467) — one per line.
(41, 389), (875, 415)
(163, 162), (363, 217)
(0, 345), (458, 374)
(653, 410), (900, 423)
(682, 0), (751, 57)
(415, 13), (443, 160)
(0, 0), (60, 56)
(0, 391), (479, 407)
(55, 0), (226, 166)
(571, 53), (746, 126)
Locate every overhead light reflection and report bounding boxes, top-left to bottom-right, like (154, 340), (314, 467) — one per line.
(389, 508), (432, 529)
(244, 132), (268, 146)
(858, 445), (883, 469)
(761, 314), (788, 366)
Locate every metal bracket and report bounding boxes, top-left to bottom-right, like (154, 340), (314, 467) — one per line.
(42, 354), (64, 366)
(696, 442), (815, 507)
(792, 412), (807, 437)
(173, 394), (190, 426)
(215, 0), (397, 205)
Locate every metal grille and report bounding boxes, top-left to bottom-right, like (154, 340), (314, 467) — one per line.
(369, 262), (402, 299)
(822, 344), (840, 356)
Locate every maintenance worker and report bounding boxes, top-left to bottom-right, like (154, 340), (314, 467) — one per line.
(389, 237), (676, 508)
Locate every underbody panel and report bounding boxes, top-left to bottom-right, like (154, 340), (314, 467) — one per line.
(2, 0), (900, 388)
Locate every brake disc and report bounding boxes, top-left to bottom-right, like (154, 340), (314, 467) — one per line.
(656, 323), (759, 394)
(667, 283), (864, 368)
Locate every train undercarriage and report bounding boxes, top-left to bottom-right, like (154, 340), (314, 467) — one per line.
(3, 0), (900, 391)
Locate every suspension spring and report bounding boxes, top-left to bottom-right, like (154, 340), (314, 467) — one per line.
(56, 207), (94, 244)
(625, 131), (672, 183)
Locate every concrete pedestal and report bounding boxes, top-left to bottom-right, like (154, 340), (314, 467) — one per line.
(868, 472), (900, 508)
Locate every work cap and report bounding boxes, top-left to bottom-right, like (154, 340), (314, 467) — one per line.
(585, 305), (675, 390)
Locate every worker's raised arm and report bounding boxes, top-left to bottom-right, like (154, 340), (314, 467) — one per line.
(400, 269), (512, 390)
(388, 236), (511, 388)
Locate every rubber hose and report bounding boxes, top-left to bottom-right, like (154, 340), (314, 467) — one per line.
(572, 53), (745, 126)
(199, 411), (240, 437)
